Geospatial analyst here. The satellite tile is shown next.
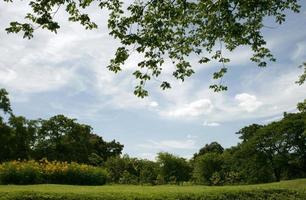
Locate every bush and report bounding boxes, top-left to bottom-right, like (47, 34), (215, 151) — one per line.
(0, 160), (42, 184)
(0, 160), (108, 185)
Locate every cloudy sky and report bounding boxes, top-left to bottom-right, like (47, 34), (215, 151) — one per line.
(1, 1), (306, 160)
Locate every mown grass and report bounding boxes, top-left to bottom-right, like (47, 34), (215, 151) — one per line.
(0, 179), (305, 200)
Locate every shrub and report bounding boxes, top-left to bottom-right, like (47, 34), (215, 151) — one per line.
(0, 160), (108, 185)
(0, 160), (42, 184)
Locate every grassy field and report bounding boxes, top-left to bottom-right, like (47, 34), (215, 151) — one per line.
(0, 179), (305, 199)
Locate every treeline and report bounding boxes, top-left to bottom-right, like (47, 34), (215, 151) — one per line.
(0, 89), (123, 165)
(102, 107), (306, 185)
(1, 88), (306, 185)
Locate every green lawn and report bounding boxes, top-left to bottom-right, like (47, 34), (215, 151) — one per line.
(0, 179), (305, 199)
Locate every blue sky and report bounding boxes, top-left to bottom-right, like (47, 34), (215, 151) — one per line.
(1, 1), (306, 160)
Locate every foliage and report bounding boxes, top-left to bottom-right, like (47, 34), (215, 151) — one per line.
(103, 155), (158, 185)
(297, 99), (306, 113)
(157, 152), (191, 184)
(296, 62), (306, 85)
(192, 153), (224, 185)
(193, 142), (224, 159)
(230, 110), (306, 183)
(0, 160), (108, 185)
(33, 115), (123, 163)
(3, 1), (303, 97)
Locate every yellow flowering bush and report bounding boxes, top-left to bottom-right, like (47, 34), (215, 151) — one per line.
(0, 160), (108, 185)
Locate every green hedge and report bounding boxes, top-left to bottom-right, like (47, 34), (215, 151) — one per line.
(0, 160), (108, 185)
(0, 189), (305, 200)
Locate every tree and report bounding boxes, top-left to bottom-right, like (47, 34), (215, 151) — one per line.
(0, 119), (13, 162)
(236, 124), (263, 142)
(193, 142), (224, 159)
(8, 116), (38, 160)
(233, 111), (306, 182)
(33, 115), (123, 163)
(253, 113), (306, 180)
(3, 1), (303, 97)
(192, 153), (224, 185)
(156, 152), (191, 184)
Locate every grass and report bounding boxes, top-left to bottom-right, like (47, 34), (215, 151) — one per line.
(0, 179), (305, 199)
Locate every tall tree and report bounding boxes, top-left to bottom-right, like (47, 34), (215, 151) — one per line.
(193, 142), (224, 159)
(33, 115), (123, 163)
(8, 116), (37, 160)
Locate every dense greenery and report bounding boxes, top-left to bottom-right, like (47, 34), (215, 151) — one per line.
(3, 0), (305, 97)
(0, 179), (305, 200)
(0, 160), (107, 185)
(0, 89), (123, 164)
(1, 88), (306, 186)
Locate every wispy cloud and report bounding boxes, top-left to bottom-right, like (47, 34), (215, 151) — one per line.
(203, 121), (221, 127)
(137, 139), (197, 150)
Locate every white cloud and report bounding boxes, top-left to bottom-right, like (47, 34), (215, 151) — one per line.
(0, 65), (76, 93)
(162, 99), (213, 118)
(203, 121), (220, 127)
(235, 93), (263, 112)
(138, 139), (197, 150)
(149, 101), (159, 107)
(137, 153), (157, 161)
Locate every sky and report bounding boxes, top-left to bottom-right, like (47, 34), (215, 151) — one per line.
(0, 1), (306, 160)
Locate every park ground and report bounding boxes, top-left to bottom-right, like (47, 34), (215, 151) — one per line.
(0, 179), (305, 200)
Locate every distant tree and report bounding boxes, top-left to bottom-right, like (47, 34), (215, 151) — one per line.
(90, 136), (123, 162)
(0, 119), (13, 162)
(236, 124), (263, 142)
(8, 116), (37, 160)
(33, 115), (123, 163)
(104, 155), (139, 183)
(157, 152), (191, 184)
(4, 1), (303, 97)
(0, 88), (13, 162)
(192, 153), (224, 185)
(193, 142), (224, 159)
(232, 112), (306, 183)
(138, 159), (159, 185)
(228, 142), (275, 184)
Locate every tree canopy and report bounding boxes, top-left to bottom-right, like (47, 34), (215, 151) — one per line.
(3, 0), (304, 97)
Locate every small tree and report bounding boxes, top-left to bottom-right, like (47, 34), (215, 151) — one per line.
(192, 153), (224, 185)
(157, 152), (191, 184)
